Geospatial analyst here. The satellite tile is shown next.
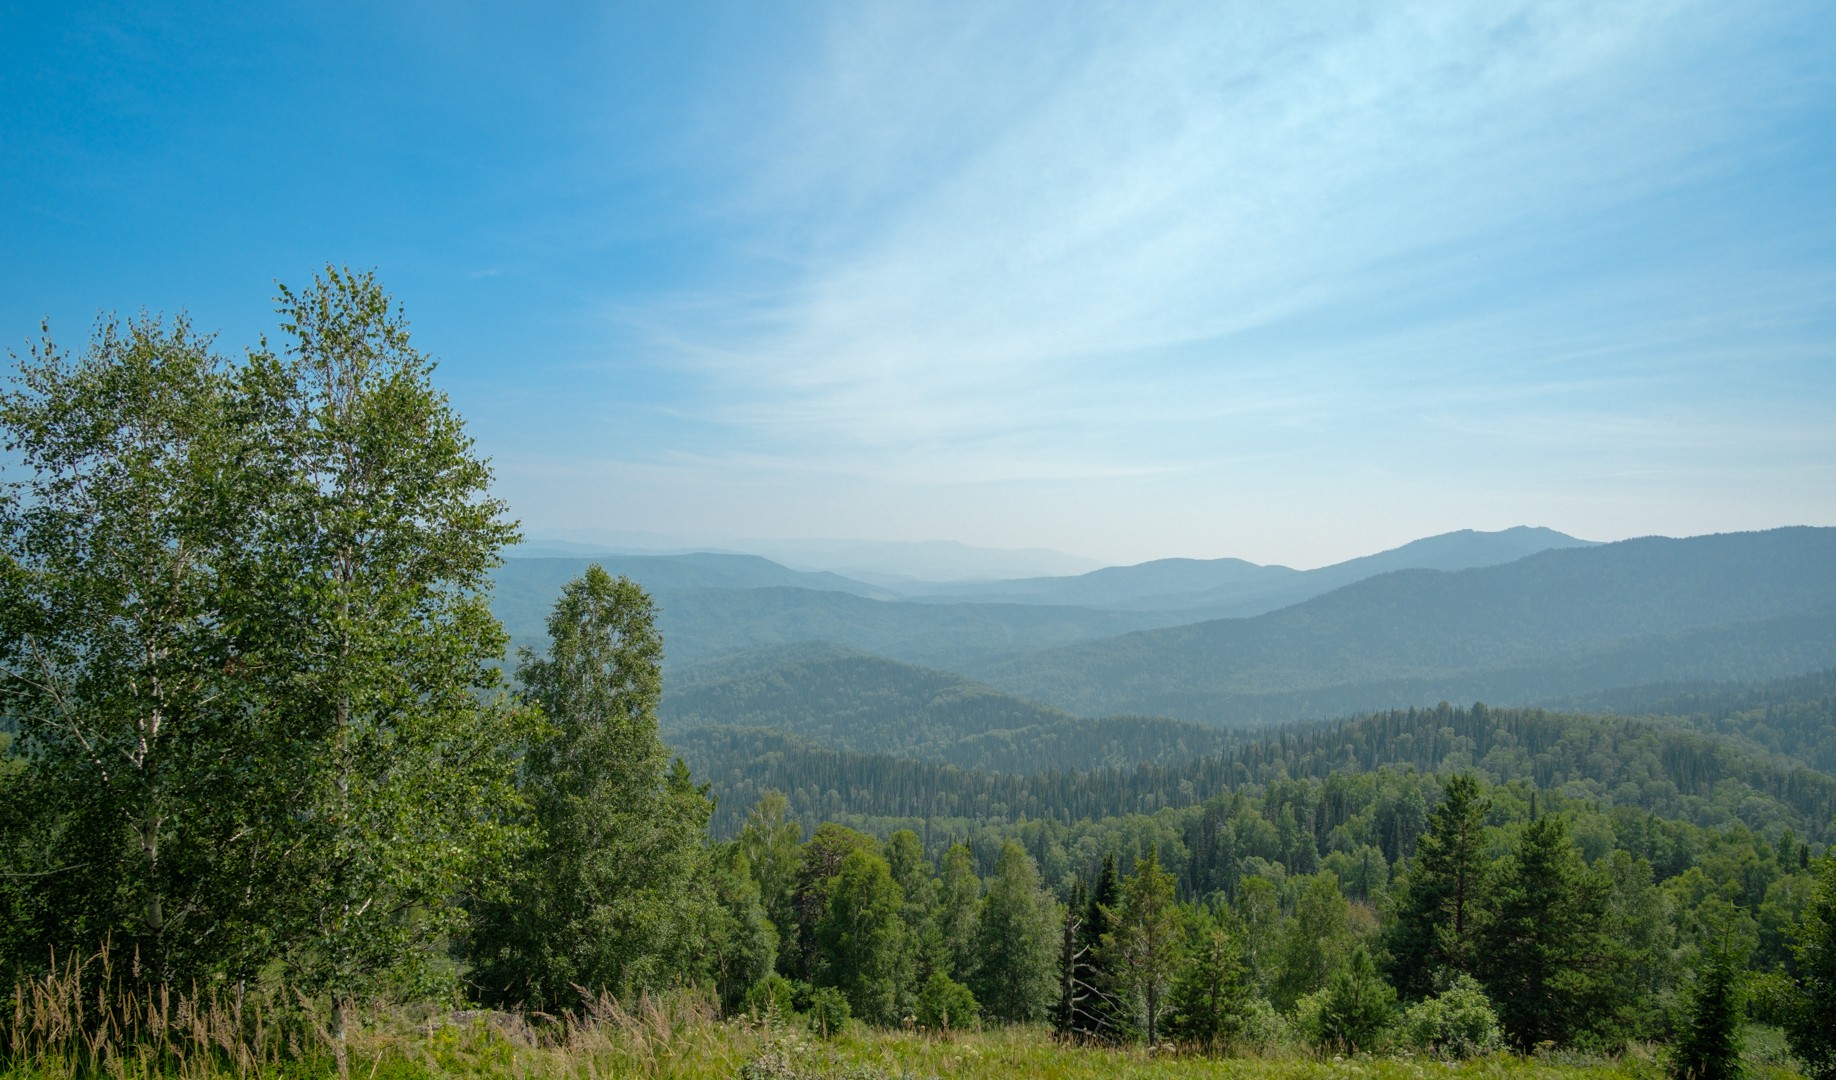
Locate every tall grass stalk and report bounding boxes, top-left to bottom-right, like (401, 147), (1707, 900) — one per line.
(4, 948), (331, 1079)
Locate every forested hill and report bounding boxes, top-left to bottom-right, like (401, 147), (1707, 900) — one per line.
(488, 526), (1599, 672)
(492, 554), (890, 646)
(674, 698), (1836, 843)
(969, 527), (1836, 724)
(908, 525), (1594, 616)
(1564, 667), (1836, 774)
(642, 587), (1178, 670)
(659, 643), (1234, 769)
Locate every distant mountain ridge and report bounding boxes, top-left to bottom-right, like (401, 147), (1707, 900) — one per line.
(900, 526), (1597, 617)
(491, 526), (1601, 668)
(966, 527), (1836, 725)
(660, 642), (1235, 771)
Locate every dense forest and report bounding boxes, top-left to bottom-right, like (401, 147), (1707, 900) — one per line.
(4, 276), (1836, 1079)
(677, 695), (1836, 843)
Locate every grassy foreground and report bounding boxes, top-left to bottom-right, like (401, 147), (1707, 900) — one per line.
(0, 965), (1806, 1080)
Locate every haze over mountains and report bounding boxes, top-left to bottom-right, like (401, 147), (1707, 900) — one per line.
(491, 525), (1836, 753)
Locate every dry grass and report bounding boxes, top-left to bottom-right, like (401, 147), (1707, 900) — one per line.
(0, 961), (1796, 1080)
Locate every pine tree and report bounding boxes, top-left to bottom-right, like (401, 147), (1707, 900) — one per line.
(1166, 904), (1250, 1051)
(1784, 853), (1836, 1079)
(1671, 933), (1745, 1080)
(1477, 814), (1623, 1049)
(1385, 772), (1491, 998)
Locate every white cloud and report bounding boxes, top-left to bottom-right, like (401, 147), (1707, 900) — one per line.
(528, 0), (1836, 558)
(616, 2), (1819, 470)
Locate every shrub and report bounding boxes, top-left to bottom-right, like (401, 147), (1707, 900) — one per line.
(745, 973), (798, 1022)
(1399, 975), (1504, 1059)
(1237, 997), (1294, 1053)
(1311, 946), (1394, 1054)
(807, 986), (851, 1039)
(916, 972), (980, 1032)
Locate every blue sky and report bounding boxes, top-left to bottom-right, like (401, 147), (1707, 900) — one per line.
(3, 1), (1833, 568)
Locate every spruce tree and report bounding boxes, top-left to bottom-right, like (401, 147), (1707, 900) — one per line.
(1315, 945), (1396, 1055)
(1385, 773), (1492, 998)
(1477, 814), (1623, 1049)
(1785, 853), (1836, 1079)
(1166, 904), (1250, 1050)
(1671, 933), (1745, 1080)
(1063, 854), (1126, 1039)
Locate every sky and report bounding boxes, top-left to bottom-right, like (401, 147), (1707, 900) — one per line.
(3, 1), (1834, 570)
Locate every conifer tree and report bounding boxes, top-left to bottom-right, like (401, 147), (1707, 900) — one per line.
(1671, 933), (1745, 1080)
(1314, 944), (1396, 1055)
(1477, 814), (1622, 1049)
(1061, 854), (1126, 1039)
(1166, 904), (1250, 1050)
(1784, 853), (1836, 1079)
(1385, 773), (1492, 998)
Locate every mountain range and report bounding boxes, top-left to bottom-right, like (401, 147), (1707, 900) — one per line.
(494, 525), (1836, 740)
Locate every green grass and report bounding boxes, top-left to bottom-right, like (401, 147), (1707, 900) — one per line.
(1, 968), (1808, 1080)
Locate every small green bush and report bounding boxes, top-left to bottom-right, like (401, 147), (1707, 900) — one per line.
(1310, 947), (1394, 1054)
(915, 972), (979, 1032)
(745, 973), (798, 1022)
(1237, 997), (1294, 1053)
(1399, 975), (1504, 1059)
(807, 986), (851, 1039)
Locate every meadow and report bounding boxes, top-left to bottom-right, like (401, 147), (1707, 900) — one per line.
(1, 960), (1804, 1080)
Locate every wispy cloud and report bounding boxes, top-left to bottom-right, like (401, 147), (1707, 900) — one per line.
(599, 0), (1829, 494)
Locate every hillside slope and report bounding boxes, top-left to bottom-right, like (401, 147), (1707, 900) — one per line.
(661, 643), (1234, 770)
(899, 526), (1593, 614)
(968, 528), (1836, 724)
(674, 697), (1836, 843)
